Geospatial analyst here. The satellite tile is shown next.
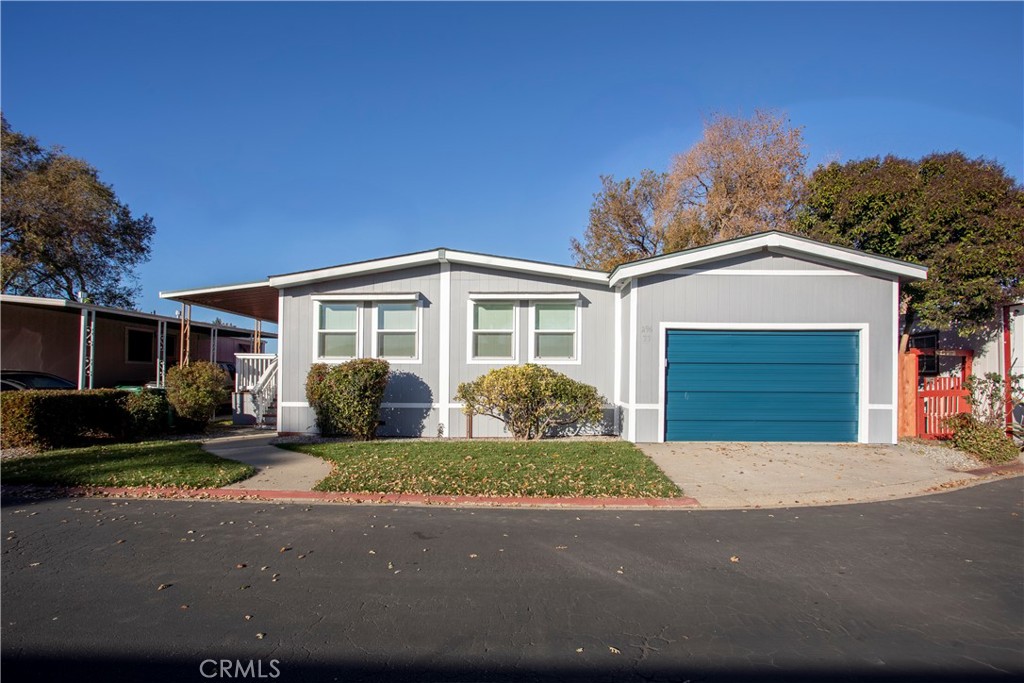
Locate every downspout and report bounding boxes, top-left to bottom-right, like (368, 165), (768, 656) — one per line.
(1004, 305), (1013, 435)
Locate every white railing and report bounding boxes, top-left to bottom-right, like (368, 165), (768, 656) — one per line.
(251, 357), (279, 429)
(235, 353), (277, 392)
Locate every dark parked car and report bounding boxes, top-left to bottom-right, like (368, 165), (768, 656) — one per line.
(0, 371), (77, 392)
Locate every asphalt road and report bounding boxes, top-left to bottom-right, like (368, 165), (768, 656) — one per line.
(2, 480), (1022, 683)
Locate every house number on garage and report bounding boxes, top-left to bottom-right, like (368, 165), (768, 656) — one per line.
(641, 324), (653, 343)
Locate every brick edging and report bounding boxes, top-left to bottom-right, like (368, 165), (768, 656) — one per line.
(0, 485), (701, 509)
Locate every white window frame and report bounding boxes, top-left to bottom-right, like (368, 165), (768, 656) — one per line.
(125, 327), (156, 364)
(313, 301), (361, 363)
(467, 299), (519, 365)
(371, 300), (423, 364)
(528, 299), (581, 365)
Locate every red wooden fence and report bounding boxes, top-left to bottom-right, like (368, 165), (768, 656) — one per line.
(916, 375), (971, 439)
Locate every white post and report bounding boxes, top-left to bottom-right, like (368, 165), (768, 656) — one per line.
(156, 320), (167, 388)
(78, 309), (96, 389)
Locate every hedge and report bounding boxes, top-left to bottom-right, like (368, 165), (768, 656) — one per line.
(305, 359), (390, 440)
(1, 389), (130, 451)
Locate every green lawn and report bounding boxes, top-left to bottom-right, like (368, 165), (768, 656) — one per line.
(1, 441), (255, 489)
(282, 440), (681, 498)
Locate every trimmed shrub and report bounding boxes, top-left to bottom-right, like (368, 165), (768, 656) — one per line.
(165, 361), (230, 429)
(305, 359), (390, 440)
(945, 413), (1019, 465)
(123, 390), (170, 438)
(0, 389), (129, 450)
(455, 364), (605, 440)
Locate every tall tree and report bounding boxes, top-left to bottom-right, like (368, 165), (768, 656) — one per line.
(665, 109), (807, 250)
(570, 170), (675, 271)
(796, 152), (1024, 338)
(1, 114), (155, 308)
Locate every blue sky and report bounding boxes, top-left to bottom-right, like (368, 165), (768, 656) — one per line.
(2, 2), (1021, 331)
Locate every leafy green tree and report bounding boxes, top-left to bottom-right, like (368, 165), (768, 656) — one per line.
(796, 152), (1024, 338)
(570, 170), (675, 271)
(1, 114), (155, 308)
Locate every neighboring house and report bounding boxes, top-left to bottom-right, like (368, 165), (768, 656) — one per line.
(908, 303), (1023, 381)
(160, 231), (927, 444)
(0, 294), (273, 389)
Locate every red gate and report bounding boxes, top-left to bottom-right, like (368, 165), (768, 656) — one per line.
(917, 375), (971, 438)
(911, 349), (973, 439)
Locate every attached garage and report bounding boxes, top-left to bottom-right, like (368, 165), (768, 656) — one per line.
(664, 329), (861, 442)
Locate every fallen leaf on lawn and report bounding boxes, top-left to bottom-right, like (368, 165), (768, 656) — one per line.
(260, 566), (269, 571)
(157, 584), (171, 591)
(730, 556), (740, 563)
(235, 563), (247, 569)
(115, 540), (126, 545)
(368, 550), (376, 555)
(575, 648), (584, 653)
(256, 633), (266, 640)
(180, 605), (189, 610)
(280, 547), (291, 553)
(244, 615), (253, 621)
(297, 554), (306, 559)
(609, 646), (621, 655)
(387, 562), (394, 570)
(469, 554), (478, 559)
(616, 567), (624, 575)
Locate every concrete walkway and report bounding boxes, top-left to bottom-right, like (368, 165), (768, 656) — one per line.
(640, 441), (1018, 509)
(201, 433), (332, 491)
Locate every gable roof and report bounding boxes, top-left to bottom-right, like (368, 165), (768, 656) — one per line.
(159, 232), (926, 321)
(267, 247), (609, 287)
(608, 231), (928, 286)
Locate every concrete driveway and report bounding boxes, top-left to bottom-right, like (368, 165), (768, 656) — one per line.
(640, 441), (1014, 508)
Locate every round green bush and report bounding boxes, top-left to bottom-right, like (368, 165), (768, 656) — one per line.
(165, 361), (230, 429)
(455, 364), (605, 440)
(305, 359), (390, 440)
(123, 390), (170, 438)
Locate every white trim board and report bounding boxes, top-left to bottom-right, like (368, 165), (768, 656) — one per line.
(656, 323), (871, 444)
(311, 293), (421, 302)
(467, 292), (581, 301)
(610, 232), (927, 286)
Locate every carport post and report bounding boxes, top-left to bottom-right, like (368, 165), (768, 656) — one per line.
(156, 320), (167, 388)
(209, 326), (218, 362)
(77, 308), (96, 390)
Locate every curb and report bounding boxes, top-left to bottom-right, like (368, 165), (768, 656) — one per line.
(0, 485), (702, 509)
(961, 461), (1024, 477)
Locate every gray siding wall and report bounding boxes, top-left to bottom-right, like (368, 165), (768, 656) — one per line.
(279, 264), (442, 435)
(447, 264), (616, 437)
(631, 252), (898, 443)
(275, 249), (901, 443)
(277, 262), (618, 437)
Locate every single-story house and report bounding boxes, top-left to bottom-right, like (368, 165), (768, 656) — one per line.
(0, 294), (273, 389)
(160, 231), (928, 443)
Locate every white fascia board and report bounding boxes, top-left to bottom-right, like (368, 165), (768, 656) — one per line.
(467, 292), (581, 301)
(0, 294), (77, 309)
(268, 252), (440, 288)
(2, 292), (270, 334)
(310, 293), (421, 302)
(445, 250), (609, 283)
(159, 280), (272, 299)
(609, 233), (928, 286)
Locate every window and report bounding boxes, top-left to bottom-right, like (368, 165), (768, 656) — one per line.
(471, 302), (515, 361)
(531, 302), (577, 361)
(317, 303), (358, 359)
(126, 328), (155, 363)
(375, 302), (418, 360)
(910, 331), (938, 376)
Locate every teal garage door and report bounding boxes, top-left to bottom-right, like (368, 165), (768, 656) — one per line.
(665, 330), (859, 442)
